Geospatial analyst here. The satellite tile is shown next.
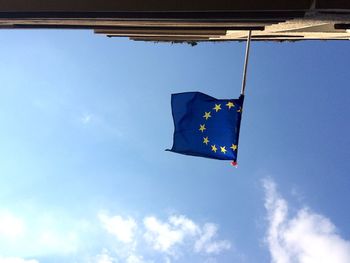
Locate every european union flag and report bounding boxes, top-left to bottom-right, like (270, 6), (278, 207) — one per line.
(167, 92), (244, 163)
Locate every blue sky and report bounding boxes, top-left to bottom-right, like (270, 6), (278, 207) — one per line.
(0, 30), (350, 263)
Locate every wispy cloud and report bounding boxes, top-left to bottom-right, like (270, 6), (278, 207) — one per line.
(0, 208), (230, 262)
(143, 215), (230, 256)
(194, 223), (231, 254)
(98, 213), (231, 262)
(0, 257), (38, 263)
(94, 249), (116, 263)
(263, 178), (350, 263)
(0, 211), (25, 239)
(0, 208), (87, 259)
(98, 212), (137, 244)
(143, 215), (199, 253)
(126, 254), (147, 263)
(80, 113), (94, 124)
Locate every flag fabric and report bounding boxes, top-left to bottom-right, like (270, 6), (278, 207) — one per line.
(167, 92), (244, 162)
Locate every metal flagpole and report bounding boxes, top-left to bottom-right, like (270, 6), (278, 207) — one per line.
(230, 31), (252, 167)
(240, 31), (252, 96)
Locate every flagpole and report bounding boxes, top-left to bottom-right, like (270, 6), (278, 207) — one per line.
(240, 31), (252, 96)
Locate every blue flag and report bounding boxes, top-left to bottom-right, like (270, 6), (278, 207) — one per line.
(167, 92), (244, 163)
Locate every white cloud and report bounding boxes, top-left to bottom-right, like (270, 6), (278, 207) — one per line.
(93, 250), (149, 263)
(194, 223), (231, 254)
(0, 257), (38, 263)
(143, 215), (200, 253)
(263, 178), (350, 263)
(97, 212), (230, 262)
(0, 212), (25, 239)
(99, 212), (137, 243)
(0, 208), (87, 257)
(0, 209), (230, 262)
(36, 228), (79, 254)
(143, 215), (230, 256)
(95, 249), (116, 263)
(203, 258), (218, 263)
(168, 216), (199, 235)
(80, 113), (93, 124)
(143, 216), (185, 252)
(126, 254), (145, 263)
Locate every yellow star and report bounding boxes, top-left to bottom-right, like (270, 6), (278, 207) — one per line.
(203, 112), (211, 120)
(211, 145), (217, 152)
(199, 124), (206, 133)
(237, 107), (242, 113)
(203, 137), (209, 145)
(226, 101), (235, 109)
(230, 144), (238, 151)
(213, 104), (221, 112)
(220, 146), (227, 154)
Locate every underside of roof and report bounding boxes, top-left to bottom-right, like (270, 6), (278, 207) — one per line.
(0, 0), (350, 42)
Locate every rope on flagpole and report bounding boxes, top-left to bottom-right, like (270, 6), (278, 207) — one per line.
(240, 31), (252, 96)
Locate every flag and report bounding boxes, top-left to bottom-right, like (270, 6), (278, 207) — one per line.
(167, 92), (244, 163)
